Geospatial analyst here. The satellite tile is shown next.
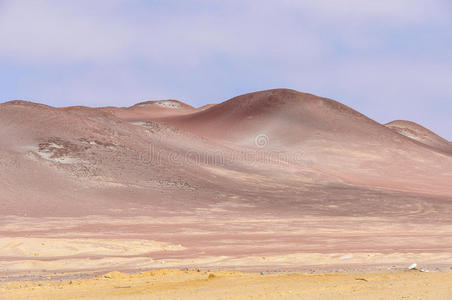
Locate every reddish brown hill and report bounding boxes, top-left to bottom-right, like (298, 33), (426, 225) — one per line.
(159, 89), (417, 149)
(1, 90), (451, 217)
(196, 104), (216, 111)
(0, 100), (206, 216)
(106, 99), (195, 122)
(158, 89), (452, 195)
(386, 120), (452, 154)
(1, 93), (452, 278)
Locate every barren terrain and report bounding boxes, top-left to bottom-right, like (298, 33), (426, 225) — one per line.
(0, 89), (451, 295)
(2, 270), (451, 300)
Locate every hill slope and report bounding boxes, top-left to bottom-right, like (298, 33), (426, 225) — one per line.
(386, 120), (452, 154)
(156, 89), (452, 195)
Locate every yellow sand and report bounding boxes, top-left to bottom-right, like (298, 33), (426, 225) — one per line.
(0, 237), (184, 257)
(1, 270), (451, 300)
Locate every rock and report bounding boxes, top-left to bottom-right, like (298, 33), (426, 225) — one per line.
(103, 271), (128, 279)
(408, 263), (418, 270)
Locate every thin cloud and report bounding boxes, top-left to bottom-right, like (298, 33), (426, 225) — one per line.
(0, 0), (451, 138)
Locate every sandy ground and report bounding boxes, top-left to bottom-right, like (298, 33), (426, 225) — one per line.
(1, 269), (451, 300)
(1, 215), (451, 282)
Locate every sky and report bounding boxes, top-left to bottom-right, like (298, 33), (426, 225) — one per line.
(0, 0), (451, 139)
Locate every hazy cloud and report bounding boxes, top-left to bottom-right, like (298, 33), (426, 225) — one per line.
(0, 0), (451, 138)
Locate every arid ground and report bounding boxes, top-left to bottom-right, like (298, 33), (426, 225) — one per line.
(2, 269), (452, 299)
(0, 89), (451, 298)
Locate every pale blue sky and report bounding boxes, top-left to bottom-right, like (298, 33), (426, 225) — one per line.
(1, 0), (451, 139)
